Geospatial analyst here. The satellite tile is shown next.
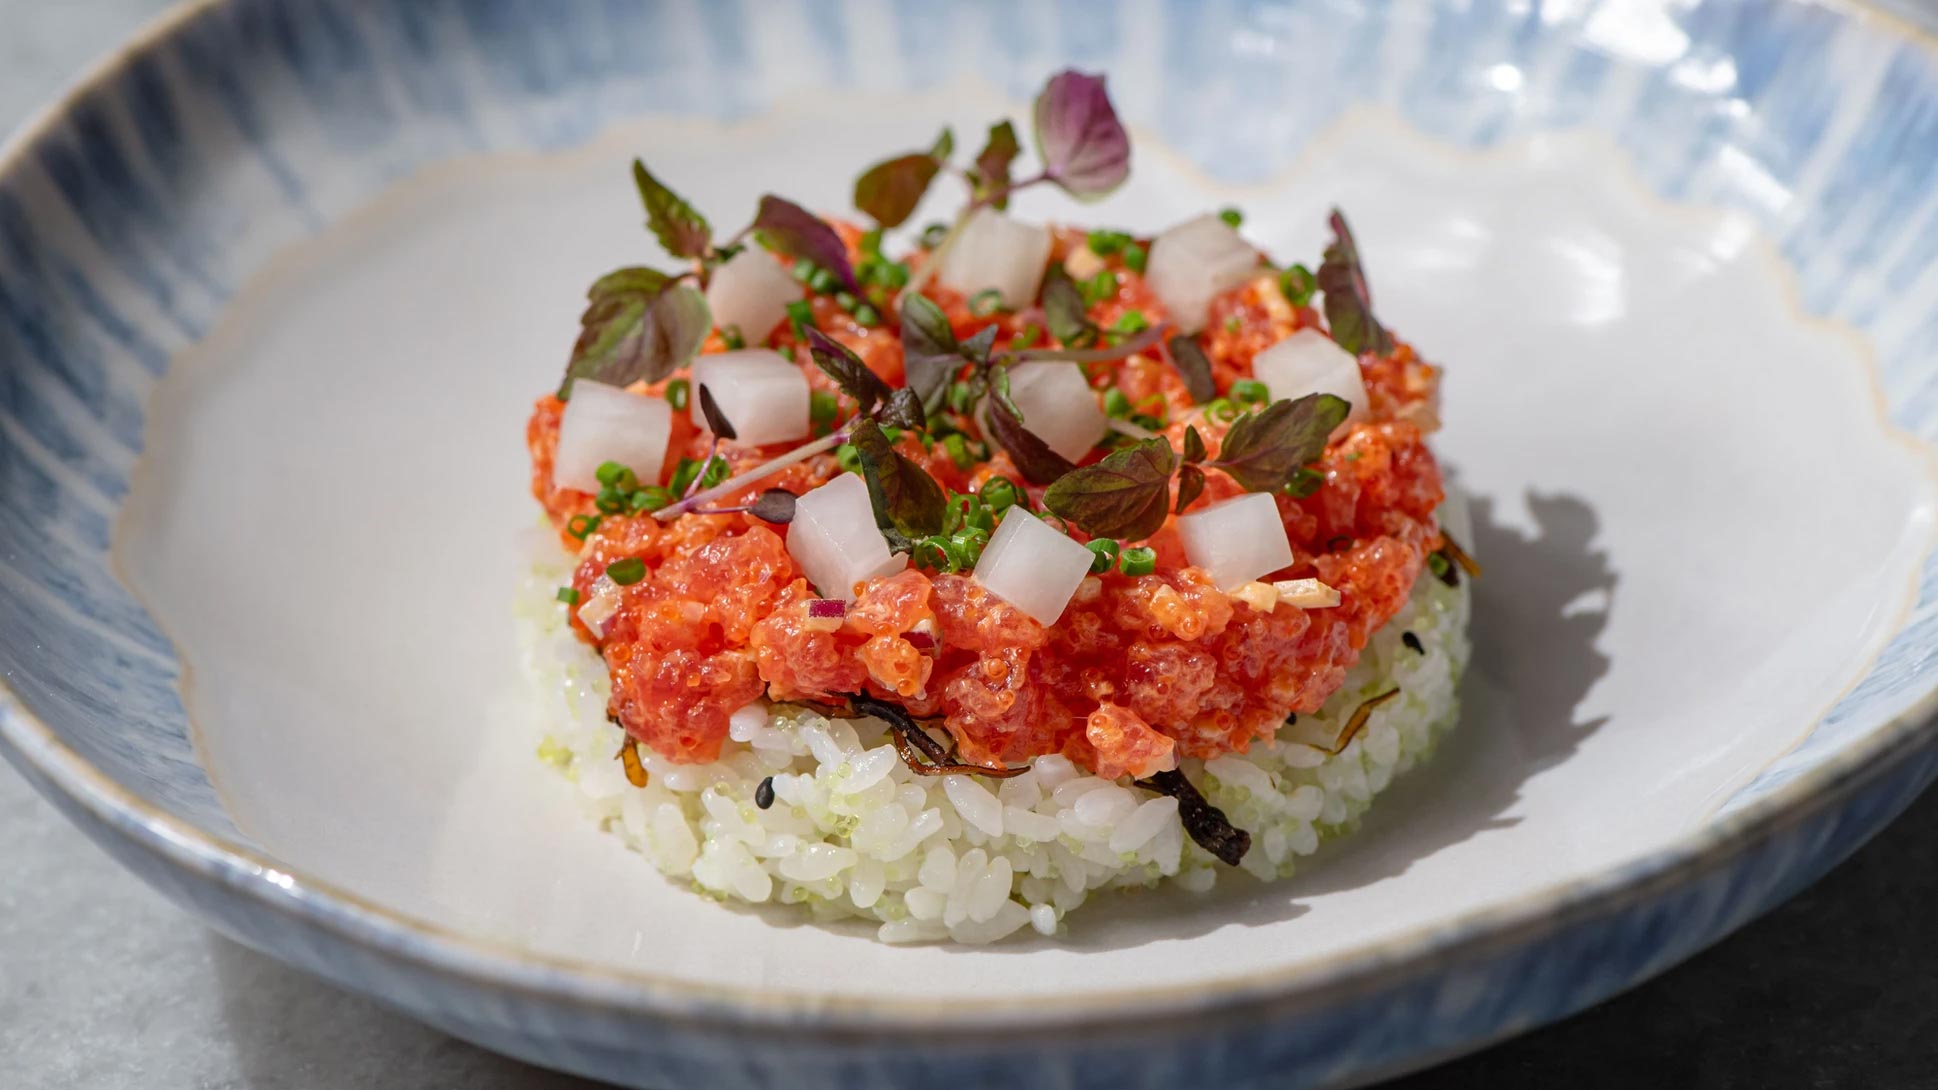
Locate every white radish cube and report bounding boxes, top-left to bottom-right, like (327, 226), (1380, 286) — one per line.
(1145, 214), (1259, 333)
(1177, 493), (1294, 589)
(787, 473), (906, 601)
(1002, 361), (1106, 463)
(705, 248), (801, 345)
(690, 349), (811, 447)
(553, 380), (673, 493)
(973, 511), (1095, 626)
(937, 208), (1053, 309)
(1251, 329), (1370, 432)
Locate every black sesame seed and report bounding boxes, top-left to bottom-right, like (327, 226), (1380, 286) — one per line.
(1402, 631), (1424, 655)
(754, 776), (776, 810)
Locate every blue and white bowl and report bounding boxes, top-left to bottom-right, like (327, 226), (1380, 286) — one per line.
(6, 2), (1938, 1087)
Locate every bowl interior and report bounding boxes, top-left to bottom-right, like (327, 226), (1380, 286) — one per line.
(7, 0), (1938, 1010)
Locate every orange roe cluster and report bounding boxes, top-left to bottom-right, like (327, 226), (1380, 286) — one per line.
(529, 221), (1446, 779)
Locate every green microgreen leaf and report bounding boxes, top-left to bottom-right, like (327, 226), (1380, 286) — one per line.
(972, 120), (1021, 208)
(850, 419), (948, 549)
(1040, 264), (1101, 349)
(630, 160), (710, 259)
(1207, 394), (1349, 492)
(1042, 437), (1177, 541)
(1317, 208), (1393, 357)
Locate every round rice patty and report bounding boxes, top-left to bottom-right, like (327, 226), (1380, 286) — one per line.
(519, 516), (1471, 944)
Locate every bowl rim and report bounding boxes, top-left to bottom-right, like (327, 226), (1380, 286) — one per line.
(5, 0), (1938, 1036)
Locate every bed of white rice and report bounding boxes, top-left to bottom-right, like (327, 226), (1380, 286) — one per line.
(517, 513), (1470, 945)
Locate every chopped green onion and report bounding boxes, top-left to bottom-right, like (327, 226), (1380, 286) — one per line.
(881, 262), (911, 289)
(1223, 315), (1242, 334)
(835, 443), (862, 473)
(1102, 387), (1132, 419)
(606, 557), (647, 585)
(1129, 412), (1165, 431)
(1428, 552), (1451, 577)
(1080, 270), (1117, 305)
(721, 325), (746, 351)
(947, 381), (978, 415)
(556, 586), (581, 605)
(1118, 546), (1157, 576)
(912, 536), (952, 571)
(1012, 324), (1043, 351)
(941, 433), (975, 470)
(1282, 466), (1325, 498)
(567, 514), (602, 541)
(1231, 379), (1270, 405)
(1086, 229), (1131, 256)
(595, 487), (628, 515)
(808, 267), (838, 294)
(1278, 264), (1317, 307)
(860, 227), (884, 256)
(664, 379), (690, 412)
(968, 289), (1007, 317)
(963, 500), (995, 533)
(1085, 538), (1121, 574)
(1110, 311), (1149, 337)
(595, 461), (635, 489)
(833, 290), (858, 312)
(1205, 398), (1241, 423)
(700, 455), (730, 489)
(919, 222), (950, 249)
(791, 259), (817, 283)
(786, 299), (815, 339)
(809, 389), (840, 433)
(853, 303), (881, 328)
(979, 476), (1020, 513)
(1122, 243), (1148, 274)
(949, 528), (990, 567)
(1217, 206), (1243, 228)
(630, 486), (673, 512)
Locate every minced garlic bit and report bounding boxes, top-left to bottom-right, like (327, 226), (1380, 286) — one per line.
(1073, 575), (1104, 603)
(577, 576), (624, 638)
(1063, 245), (1107, 281)
(1272, 578), (1341, 609)
(1231, 581), (1280, 613)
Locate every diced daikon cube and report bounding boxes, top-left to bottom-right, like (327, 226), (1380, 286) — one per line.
(705, 248), (802, 345)
(787, 474), (906, 600)
(973, 510), (1095, 626)
(690, 349), (811, 447)
(1251, 329), (1370, 433)
(1001, 361), (1106, 463)
(1145, 214), (1259, 333)
(937, 208), (1053, 309)
(553, 380), (673, 493)
(1176, 493), (1293, 589)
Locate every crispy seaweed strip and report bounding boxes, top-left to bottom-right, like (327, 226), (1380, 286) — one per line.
(616, 736), (649, 788)
(1329, 687), (1401, 755)
(845, 692), (1028, 779)
(1135, 769), (1250, 866)
(1439, 531), (1482, 579)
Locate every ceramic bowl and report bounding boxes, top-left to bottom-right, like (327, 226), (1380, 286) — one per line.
(6, 2), (1938, 1087)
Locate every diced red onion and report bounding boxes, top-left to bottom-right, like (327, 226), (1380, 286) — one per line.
(807, 599), (848, 620)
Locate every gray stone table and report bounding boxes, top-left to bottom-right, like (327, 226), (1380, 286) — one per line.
(3, 3), (1935, 1087)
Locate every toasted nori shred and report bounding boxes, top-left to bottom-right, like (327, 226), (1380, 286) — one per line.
(755, 776), (776, 809)
(1439, 530), (1482, 578)
(1135, 769), (1250, 865)
(1401, 631), (1424, 655)
(1329, 687), (1402, 754)
(845, 692), (1028, 779)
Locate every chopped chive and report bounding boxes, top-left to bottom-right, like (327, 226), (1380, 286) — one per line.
(881, 261), (910, 289)
(700, 455), (730, 489)
(1129, 412), (1165, 431)
(1085, 229), (1131, 256)
(1231, 379), (1270, 405)
(833, 290), (858, 312)
(941, 433), (974, 470)
(1205, 397), (1240, 424)
(595, 460), (633, 488)
(1012, 323), (1043, 351)
(859, 228), (884, 256)
(808, 267), (838, 294)
(1278, 264), (1316, 306)
(721, 325), (746, 351)
(1344, 450), (1363, 462)
(1122, 243), (1147, 274)
(630, 485), (673, 512)
(1102, 387), (1132, 419)
(968, 288), (1007, 317)
(1217, 206), (1243, 228)
(1223, 315), (1242, 334)
(979, 476), (1020, 513)
(809, 389), (840, 433)
(835, 443), (862, 473)
(595, 487), (628, 515)
(786, 299), (815, 339)
(1080, 270), (1117, 305)
(948, 528), (990, 567)
(664, 379), (690, 412)
(1118, 546), (1157, 576)
(556, 586), (581, 605)
(606, 557), (647, 585)
(567, 514), (602, 541)
(1085, 537), (1121, 574)
(947, 381), (978, 415)
(853, 303), (881, 328)
(1282, 466), (1325, 498)
(919, 222), (950, 249)
(791, 259), (817, 283)
(1110, 310), (1149, 335)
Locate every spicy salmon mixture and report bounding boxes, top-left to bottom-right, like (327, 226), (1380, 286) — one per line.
(525, 71), (1471, 870)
